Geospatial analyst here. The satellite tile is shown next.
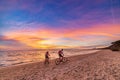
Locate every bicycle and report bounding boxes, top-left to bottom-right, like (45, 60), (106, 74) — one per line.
(55, 57), (69, 65)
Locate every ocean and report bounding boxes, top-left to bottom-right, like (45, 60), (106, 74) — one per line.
(0, 49), (99, 67)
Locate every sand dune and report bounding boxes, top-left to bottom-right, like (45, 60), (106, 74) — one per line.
(0, 50), (120, 80)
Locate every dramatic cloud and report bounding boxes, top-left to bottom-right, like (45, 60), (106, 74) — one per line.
(0, 0), (120, 49)
(0, 35), (32, 50)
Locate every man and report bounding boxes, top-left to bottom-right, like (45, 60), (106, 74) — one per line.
(58, 49), (64, 61)
(44, 51), (50, 64)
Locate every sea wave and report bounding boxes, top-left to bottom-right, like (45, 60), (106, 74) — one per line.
(0, 49), (99, 67)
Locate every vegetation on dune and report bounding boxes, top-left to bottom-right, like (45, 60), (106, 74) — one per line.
(109, 40), (120, 51)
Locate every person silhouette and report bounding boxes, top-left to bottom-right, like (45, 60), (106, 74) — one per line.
(44, 51), (50, 64)
(58, 49), (64, 61)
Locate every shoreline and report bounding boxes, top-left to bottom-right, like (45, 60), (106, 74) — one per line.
(0, 49), (99, 68)
(0, 50), (97, 69)
(0, 50), (120, 80)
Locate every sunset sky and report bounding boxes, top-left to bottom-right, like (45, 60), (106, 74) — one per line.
(0, 0), (120, 50)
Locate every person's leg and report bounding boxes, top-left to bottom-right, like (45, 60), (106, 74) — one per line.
(45, 58), (49, 64)
(47, 58), (49, 64)
(59, 55), (61, 61)
(62, 56), (63, 60)
(59, 54), (62, 61)
(44, 58), (47, 64)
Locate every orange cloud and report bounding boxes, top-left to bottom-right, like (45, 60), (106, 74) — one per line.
(3, 24), (120, 49)
(63, 24), (120, 38)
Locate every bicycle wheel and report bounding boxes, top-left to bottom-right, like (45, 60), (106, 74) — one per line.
(55, 59), (60, 65)
(62, 57), (67, 63)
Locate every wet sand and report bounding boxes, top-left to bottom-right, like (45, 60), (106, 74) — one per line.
(0, 50), (120, 80)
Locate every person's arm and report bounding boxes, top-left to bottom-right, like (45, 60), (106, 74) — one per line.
(62, 51), (64, 56)
(48, 53), (50, 56)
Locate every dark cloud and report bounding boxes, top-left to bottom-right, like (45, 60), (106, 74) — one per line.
(0, 35), (31, 49)
(0, 35), (17, 42)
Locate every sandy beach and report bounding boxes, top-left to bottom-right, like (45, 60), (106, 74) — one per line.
(0, 50), (120, 80)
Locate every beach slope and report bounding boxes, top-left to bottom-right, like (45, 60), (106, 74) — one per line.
(0, 50), (120, 80)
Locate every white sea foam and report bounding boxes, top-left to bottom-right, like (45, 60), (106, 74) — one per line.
(0, 49), (99, 67)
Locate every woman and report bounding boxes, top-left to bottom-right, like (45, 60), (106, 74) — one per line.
(44, 51), (50, 65)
